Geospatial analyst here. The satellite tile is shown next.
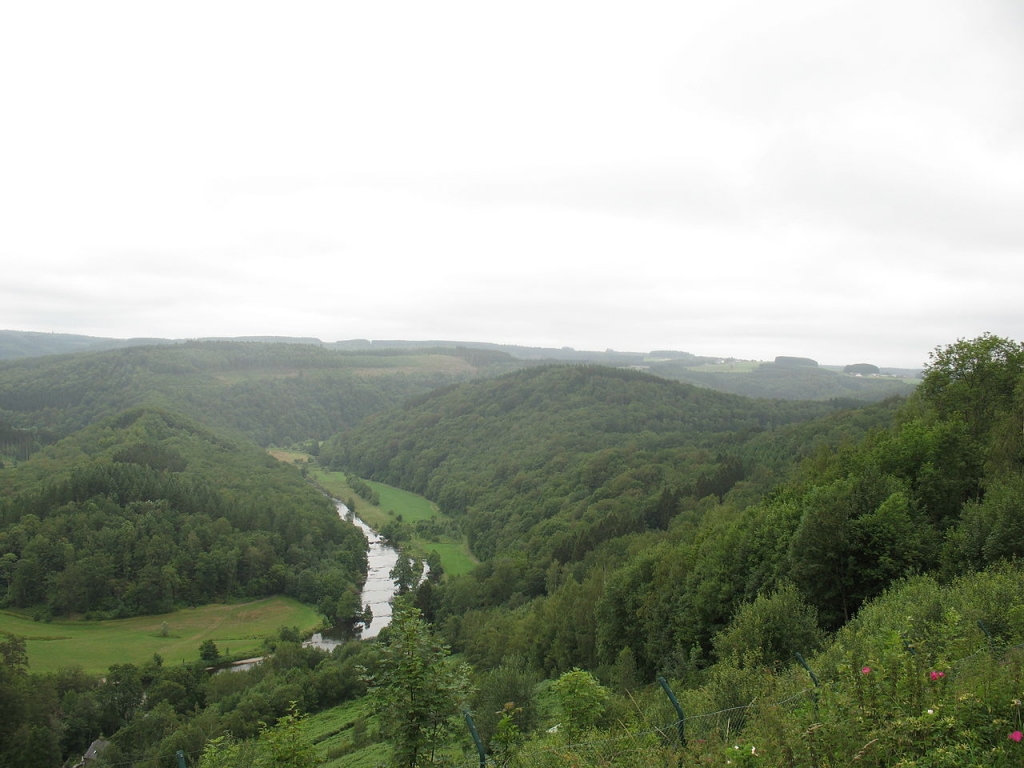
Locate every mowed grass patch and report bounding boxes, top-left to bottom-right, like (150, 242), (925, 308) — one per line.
(422, 540), (477, 577)
(0, 597), (321, 674)
(310, 469), (477, 576)
(365, 479), (437, 523)
(363, 480), (479, 576)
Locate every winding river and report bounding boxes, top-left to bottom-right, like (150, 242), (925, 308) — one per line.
(303, 500), (401, 650)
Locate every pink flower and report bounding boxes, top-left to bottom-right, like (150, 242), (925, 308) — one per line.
(1009, 731), (1023, 743)
(929, 671), (945, 681)
(860, 666), (871, 675)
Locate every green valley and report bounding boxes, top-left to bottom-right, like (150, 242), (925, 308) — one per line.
(1, 333), (1023, 768)
(308, 467), (478, 577)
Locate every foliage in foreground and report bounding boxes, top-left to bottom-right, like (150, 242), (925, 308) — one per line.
(199, 704), (318, 768)
(4, 333), (1024, 767)
(368, 605), (472, 768)
(469, 565), (1024, 768)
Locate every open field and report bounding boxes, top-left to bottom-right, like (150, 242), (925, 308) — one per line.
(0, 597), (321, 674)
(309, 468), (362, 510)
(365, 479), (437, 523)
(310, 468), (478, 577)
(420, 539), (477, 577)
(268, 448), (311, 464)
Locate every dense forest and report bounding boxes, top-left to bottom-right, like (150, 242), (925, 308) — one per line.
(0, 341), (521, 447)
(2, 333), (1024, 767)
(316, 338), (1014, 681)
(0, 407), (367, 620)
(319, 365), (893, 563)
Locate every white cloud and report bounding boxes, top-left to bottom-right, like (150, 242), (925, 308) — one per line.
(2, 1), (1023, 367)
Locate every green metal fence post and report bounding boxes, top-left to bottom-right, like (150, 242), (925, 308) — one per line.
(657, 676), (686, 746)
(464, 709), (486, 768)
(794, 652), (820, 718)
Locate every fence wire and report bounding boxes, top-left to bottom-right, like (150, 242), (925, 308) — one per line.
(72, 637), (1024, 767)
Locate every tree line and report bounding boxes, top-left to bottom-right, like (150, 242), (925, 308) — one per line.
(0, 408), (367, 621)
(0, 341), (515, 448)
(3, 333), (1024, 766)
(365, 335), (1023, 687)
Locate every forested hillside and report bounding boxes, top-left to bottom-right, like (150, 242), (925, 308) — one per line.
(0, 341), (522, 447)
(0, 407), (367, 620)
(314, 333), (1024, 766)
(3, 333), (1024, 767)
(0, 355), (386, 766)
(318, 363), (914, 678)
(649, 357), (917, 400)
(326, 336), (1021, 676)
(321, 364), (896, 563)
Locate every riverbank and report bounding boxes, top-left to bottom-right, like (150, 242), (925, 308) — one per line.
(326, 503), (399, 642)
(310, 467), (478, 577)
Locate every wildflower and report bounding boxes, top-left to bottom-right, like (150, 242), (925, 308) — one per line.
(930, 671), (945, 681)
(927, 709), (934, 715)
(1009, 731), (1023, 742)
(861, 666), (871, 675)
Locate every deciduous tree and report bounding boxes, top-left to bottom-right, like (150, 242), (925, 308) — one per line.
(370, 604), (472, 767)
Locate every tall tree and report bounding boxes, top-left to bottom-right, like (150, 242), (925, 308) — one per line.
(919, 333), (1024, 442)
(370, 605), (472, 767)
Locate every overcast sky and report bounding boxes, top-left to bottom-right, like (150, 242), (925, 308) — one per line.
(2, 1), (1022, 368)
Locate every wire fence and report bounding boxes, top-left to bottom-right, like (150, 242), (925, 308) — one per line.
(67, 629), (1024, 767)
(445, 628), (1024, 767)
(453, 692), (816, 768)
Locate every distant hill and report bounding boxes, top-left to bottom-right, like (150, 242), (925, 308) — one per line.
(0, 330), (649, 364)
(0, 329), (173, 359)
(774, 355), (818, 367)
(0, 330), (921, 402)
(0, 340), (524, 448)
(646, 358), (917, 401)
(320, 364), (897, 562)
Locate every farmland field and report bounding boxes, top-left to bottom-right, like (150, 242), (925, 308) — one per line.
(366, 479), (437, 523)
(0, 596), (321, 674)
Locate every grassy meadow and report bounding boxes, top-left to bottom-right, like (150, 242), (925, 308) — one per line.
(300, 697), (390, 768)
(367, 479), (437, 523)
(0, 597), (321, 674)
(310, 467), (478, 577)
